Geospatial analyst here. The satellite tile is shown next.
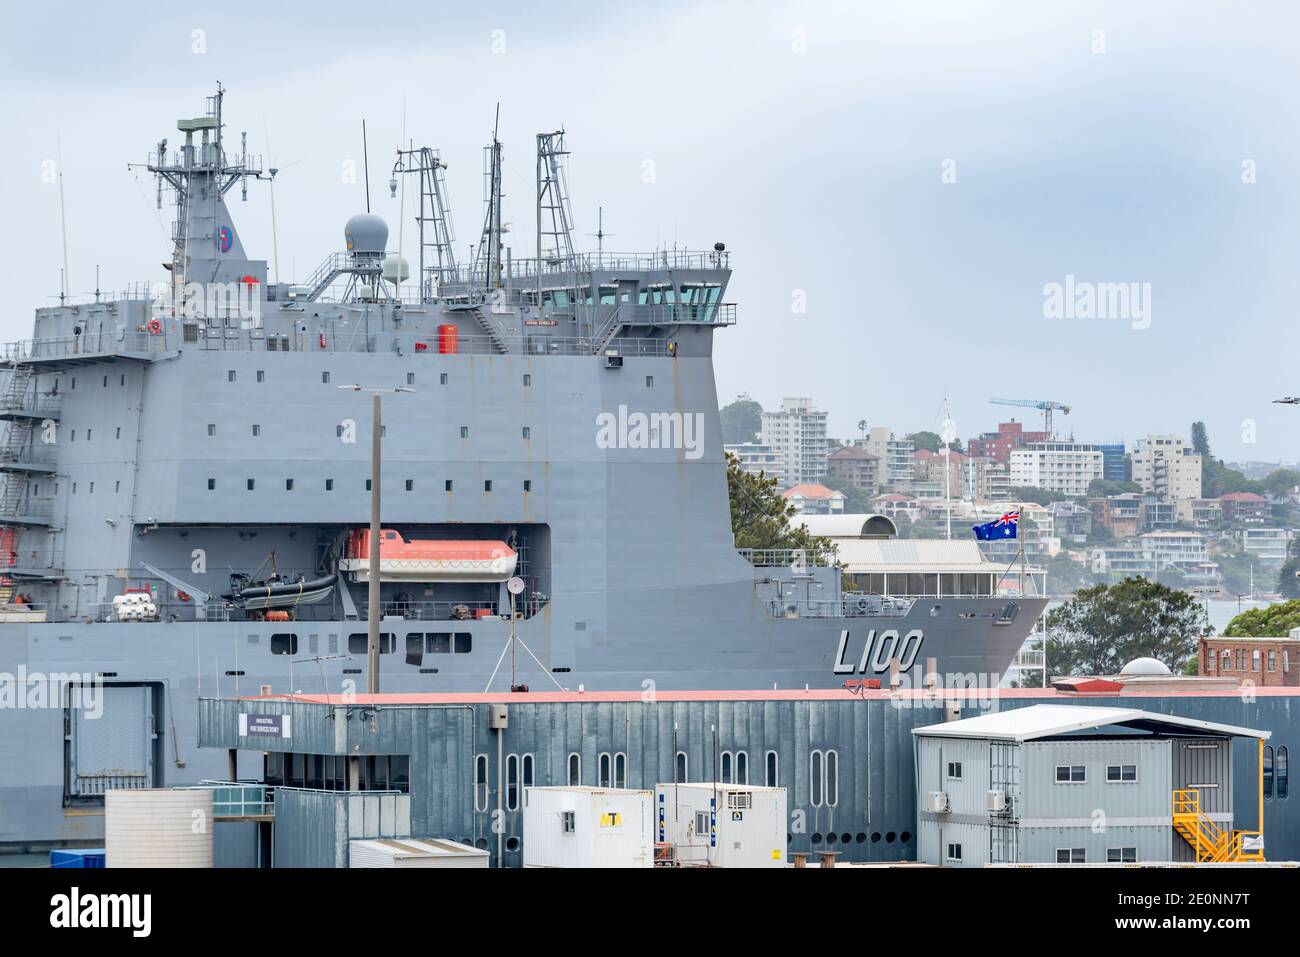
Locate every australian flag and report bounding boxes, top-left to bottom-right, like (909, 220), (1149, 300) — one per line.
(973, 509), (1019, 541)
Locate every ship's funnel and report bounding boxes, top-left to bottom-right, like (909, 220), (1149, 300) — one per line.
(345, 213), (388, 257)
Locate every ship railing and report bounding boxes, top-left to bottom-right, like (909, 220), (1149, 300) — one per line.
(359, 599), (501, 622)
(766, 596), (915, 620)
(440, 249), (731, 284)
(5, 331), (167, 363)
(739, 548), (838, 568)
(192, 330), (676, 358)
(0, 447), (58, 469)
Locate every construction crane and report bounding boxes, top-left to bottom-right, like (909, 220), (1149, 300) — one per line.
(989, 397), (1071, 438)
(1274, 396), (1299, 405)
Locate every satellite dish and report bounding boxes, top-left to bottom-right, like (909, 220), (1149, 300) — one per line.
(507, 576), (525, 595)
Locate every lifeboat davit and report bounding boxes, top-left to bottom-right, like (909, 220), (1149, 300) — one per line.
(340, 529), (518, 583)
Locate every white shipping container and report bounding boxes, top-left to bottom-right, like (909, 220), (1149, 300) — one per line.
(522, 786), (654, 868)
(348, 837), (489, 868)
(655, 783), (787, 868)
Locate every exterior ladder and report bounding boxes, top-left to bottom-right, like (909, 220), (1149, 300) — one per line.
(1171, 789), (1264, 862)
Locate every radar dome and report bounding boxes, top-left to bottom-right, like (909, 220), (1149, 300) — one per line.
(382, 254), (410, 285)
(345, 214), (388, 256)
(1120, 656), (1171, 676)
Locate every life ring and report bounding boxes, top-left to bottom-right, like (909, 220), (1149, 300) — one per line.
(177, 590), (192, 602)
(147, 318), (163, 335)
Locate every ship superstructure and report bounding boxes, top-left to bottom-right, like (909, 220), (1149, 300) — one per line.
(0, 89), (1046, 847)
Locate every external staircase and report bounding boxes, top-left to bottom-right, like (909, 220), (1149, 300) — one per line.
(1171, 789), (1264, 863)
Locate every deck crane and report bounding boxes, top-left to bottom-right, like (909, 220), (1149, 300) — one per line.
(989, 397), (1071, 439)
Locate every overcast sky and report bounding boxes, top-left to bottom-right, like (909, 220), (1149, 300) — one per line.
(2, 1), (1298, 460)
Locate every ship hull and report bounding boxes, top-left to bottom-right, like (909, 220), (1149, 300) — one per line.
(0, 591), (1043, 847)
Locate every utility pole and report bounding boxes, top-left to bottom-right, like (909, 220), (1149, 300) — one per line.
(340, 384), (414, 695)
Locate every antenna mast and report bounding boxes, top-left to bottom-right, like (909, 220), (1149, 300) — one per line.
(392, 146), (458, 300)
(536, 129), (577, 299)
(473, 106), (505, 293)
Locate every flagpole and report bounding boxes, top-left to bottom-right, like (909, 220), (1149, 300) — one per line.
(1018, 501), (1026, 597)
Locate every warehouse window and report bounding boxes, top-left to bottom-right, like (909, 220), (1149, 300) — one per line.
(522, 754), (535, 790)
(506, 754), (520, 811)
(765, 751), (779, 788)
(694, 810), (709, 836)
(1107, 847), (1138, 863)
(947, 761), (963, 780)
(568, 753), (581, 787)
(598, 752), (612, 788)
(946, 843), (962, 863)
(474, 755), (489, 812)
(675, 751), (688, 784)
(614, 752), (626, 789)
(1106, 764), (1137, 783)
(1278, 746), (1289, 799)
(721, 751), (733, 784)
(826, 750), (839, 807)
(810, 750), (824, 807)
(1055, 765), (1086, 784)
(735, 751), (748, 785)
(1055, 848), (1086, 864)
(1269, 651), (1277, 672)
(1265, 746), (1274, 799)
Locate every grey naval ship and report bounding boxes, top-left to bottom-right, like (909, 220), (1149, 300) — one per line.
(0, 88), (1046, 847)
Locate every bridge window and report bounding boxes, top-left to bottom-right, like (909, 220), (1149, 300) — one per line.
(454, 633), (471, 653)
(270, 634), (297, 655)
(347, 633), (395, 654)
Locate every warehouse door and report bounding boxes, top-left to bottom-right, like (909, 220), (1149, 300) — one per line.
(67, 684), (156, 797)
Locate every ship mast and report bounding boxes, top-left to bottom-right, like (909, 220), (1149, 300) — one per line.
(473, 105), (505, 294)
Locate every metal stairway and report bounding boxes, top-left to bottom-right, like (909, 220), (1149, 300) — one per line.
(590, 304), (625, 355)
(1171, 789), (1264, 862)
(467, 304), (511, 354)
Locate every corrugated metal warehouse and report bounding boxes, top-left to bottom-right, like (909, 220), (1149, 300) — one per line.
(197, 688), (1300, 867)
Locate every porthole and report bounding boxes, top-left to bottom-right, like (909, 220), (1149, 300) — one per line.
(870, 832), (881, 843)
(900, 831), (911, 843)
(810, 832), (823, 845)
(886, 831), (896, 843)
(855, 832), (868, 844)
(506, 837), (520, 852)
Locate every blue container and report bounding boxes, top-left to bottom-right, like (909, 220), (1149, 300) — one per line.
(49, 848), (106, 868)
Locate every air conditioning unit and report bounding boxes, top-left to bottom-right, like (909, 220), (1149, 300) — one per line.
(987, 789), (1008, 813)
(926, 790), (950, 813)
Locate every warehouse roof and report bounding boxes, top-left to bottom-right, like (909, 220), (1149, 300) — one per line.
(912, 703), (1269, 741)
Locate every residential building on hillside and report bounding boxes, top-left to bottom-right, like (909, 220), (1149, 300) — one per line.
(1097, 443), (1128, 482)
(781, 483), (846, 515)
(1219, 492), (1270, 524)
(760, 397), (829, 486)
(1009, 442), (1104, 496)
(724, 442), (785, 484)
(967, 420), (1050, 464)
(913, 448), (966, 496)
(1088, 494), (1143, 538)
(859, 427), (914, 491)
(874, 492), (920, 523)
(1047, 501), (1093, 544)
(1239, 527), (1291, 565)
(1176, 498), (1223, 529)
(826, 445), (880, 493)
(1131, 435), (1202, 500)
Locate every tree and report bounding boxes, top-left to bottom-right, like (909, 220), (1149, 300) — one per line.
(907, 430), (941, 453)
(1006, 485), (1077, 506)
(1262, 468), (1300, 499)
(1044, 578), (1209, 676)
(1223, 600), (1300, 637)
(720, 396), (763, 445)
(1277, 540), (1300, 601)
(726, 453), (830, 551)
(1087, 478), (1141, 497)
(1193, 421), (1261, 498)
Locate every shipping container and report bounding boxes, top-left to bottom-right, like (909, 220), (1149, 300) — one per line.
(522, 786), (653, 868)
(655, 783), (787, 867)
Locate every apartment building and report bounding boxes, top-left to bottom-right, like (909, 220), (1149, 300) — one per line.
(724, 442), (786, 485)
(1239, 527), (1292, 565)
(967, 420), (1050, 464)
(759, 397), (830, 486)
(858, 427), (914, 491)
(826, 445), (880, 493)
(1131, 435), (1202, 500)
(1009, 442), (1104, 496)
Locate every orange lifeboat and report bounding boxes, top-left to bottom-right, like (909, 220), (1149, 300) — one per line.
(341, 529), (517, 583)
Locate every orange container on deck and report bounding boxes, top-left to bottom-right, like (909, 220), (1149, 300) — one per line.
(474, 607), (495, 620)
(438, 324), (458, 354)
